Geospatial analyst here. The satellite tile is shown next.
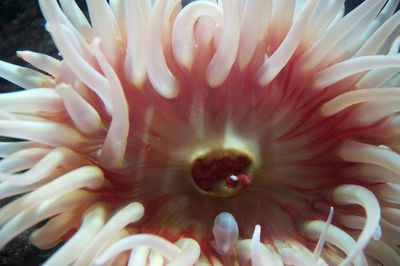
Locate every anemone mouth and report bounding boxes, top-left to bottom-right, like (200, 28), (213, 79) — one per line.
(190, 149), (253, 197)
(1, 0), (400, 265)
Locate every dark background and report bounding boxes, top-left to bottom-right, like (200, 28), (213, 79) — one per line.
(0, 0), (392, 265)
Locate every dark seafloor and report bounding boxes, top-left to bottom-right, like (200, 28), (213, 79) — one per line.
(0, 0), (379, 265)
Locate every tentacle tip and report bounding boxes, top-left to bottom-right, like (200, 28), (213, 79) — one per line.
(212, 212), (239, 256)
(177, 56), (193, 72)
(319, 105), (332, 117)
(238, 56), (251, 71)
(206, 69), (228, 89)
(16, 51), (25, 58)
(312, 79), (325, 90)
(257, 66), (276, 87)
(158, 84), (181, 99)
(253, 225), (261, 236)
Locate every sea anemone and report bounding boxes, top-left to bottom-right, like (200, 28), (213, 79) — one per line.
(0, 0), (400, 265)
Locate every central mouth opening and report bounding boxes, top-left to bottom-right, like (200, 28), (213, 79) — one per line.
(191, 149), (253, 197)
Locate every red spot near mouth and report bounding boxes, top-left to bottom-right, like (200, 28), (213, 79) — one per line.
(225, 174), (251, 188)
